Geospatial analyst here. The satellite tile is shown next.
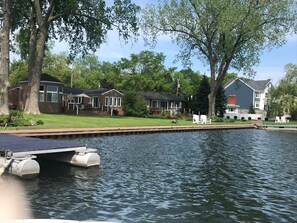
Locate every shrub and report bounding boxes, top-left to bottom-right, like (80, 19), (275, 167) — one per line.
(248, 117), (251, 120)
(234, 116), (238, 120)
(226, 116), (230, 119)
(265, 117), (268, 121)
(257, 117), (261, 120)
(36, 120), (44, 125)
(241, 117), (245, 121)
(213, 117), (224, 122)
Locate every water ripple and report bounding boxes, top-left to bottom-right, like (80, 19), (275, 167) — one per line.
(22, 129), (297, 222)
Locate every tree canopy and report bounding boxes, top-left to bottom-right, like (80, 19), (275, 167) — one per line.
(142, 0), (296, 116)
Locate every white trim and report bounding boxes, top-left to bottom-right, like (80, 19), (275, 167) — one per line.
(102, 89), (124, 96)
(12, 147), (87, 156)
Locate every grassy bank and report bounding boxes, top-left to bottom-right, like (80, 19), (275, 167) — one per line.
(0, 113), (254, 130)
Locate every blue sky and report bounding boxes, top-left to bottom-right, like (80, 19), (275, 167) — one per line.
(53, 0), (297, 84)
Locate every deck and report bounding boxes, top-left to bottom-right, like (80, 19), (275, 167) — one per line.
(0, 134), (100, 178)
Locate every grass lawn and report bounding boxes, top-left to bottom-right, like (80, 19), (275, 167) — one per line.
(0, 113), (254, 130)
(5, 113), (295, 130)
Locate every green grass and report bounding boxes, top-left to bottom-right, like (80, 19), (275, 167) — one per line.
(0, 113), (257, 130)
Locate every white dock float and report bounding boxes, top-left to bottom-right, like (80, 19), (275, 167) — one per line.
(0, 134), (100, 178)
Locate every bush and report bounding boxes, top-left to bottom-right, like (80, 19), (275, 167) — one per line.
(226, 116), (230, 119)
(248, 117), (251, 120)
(241, 117), (245, 121)
(213, 117), (224, 122)
(257, 117), (261, 120)
(234, 116), (237, 120)
(265, 117), (268, 121)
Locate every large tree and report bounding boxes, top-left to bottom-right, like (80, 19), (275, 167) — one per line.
(11, 0), (140, 114)
(268, 63), (297, 118)
(142, 0), (296, 116)
(0, 0), (11, 115)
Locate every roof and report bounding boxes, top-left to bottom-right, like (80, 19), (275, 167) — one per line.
(225, 78), (272, 91)
(19, 73), (63, 84)
(140, 91), (185, 101)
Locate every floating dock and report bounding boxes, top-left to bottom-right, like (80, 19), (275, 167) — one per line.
(257, 124), (297, 131)
(0, 133), (100, 178)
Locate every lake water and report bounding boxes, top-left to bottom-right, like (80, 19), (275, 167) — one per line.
(22, 129), (297, 222)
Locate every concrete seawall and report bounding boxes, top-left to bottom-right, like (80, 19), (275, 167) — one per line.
(0, 124), (256, 138)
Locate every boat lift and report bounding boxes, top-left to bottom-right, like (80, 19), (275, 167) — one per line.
(0, 133), (100, 178)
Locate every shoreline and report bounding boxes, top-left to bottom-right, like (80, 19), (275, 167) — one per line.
(0, 124), (256, 138)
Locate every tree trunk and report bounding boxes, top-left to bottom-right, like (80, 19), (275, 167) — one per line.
(208, 89), (216, 117)
(24, 26), (48, 114)
(0, 0), (11, 115)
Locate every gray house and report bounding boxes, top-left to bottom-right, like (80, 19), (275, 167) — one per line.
(224, 78), (272, 116)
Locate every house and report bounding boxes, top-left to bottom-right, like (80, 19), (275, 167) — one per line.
(224, 78), (272, 119)
(9, 73), (64, 113)
(139, 91), (185, 116)
(63, 87), (124, 115)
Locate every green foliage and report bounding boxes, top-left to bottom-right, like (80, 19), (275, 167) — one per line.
(268, 63), (297, 118)
(212, 117), (224, 122)
(248, 104), (256, 114)
(215, 85), (227, 117)
(122, 91), (148, 117)
(192, 75), (210, 114)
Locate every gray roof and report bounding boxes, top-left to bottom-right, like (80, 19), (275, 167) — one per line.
(63, 87), (108, 95)
(140, 91), (185, 101)
(225, 78), (271, 91)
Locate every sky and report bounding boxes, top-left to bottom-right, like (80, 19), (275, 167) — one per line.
(52, 0), (297, 85)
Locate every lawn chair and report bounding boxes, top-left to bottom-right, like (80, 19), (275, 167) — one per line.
(275, 116), (281, 123)
(193, 114), (200, 124)
(281, 116), (288, 123)
(200, 115), (211, 124)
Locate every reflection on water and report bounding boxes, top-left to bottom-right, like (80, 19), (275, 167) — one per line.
(22, 129), (297, 222)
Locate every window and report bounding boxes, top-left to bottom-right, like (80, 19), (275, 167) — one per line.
(152, 100), (159, 108)
(47, 85), (58, 103)
(105, 97), (109, 106)
(255, 92), (260, 98)
(255, 103), (260, 108)
(117, 97), (121, 107)
(92, 96), (98, 108)
(39, 85), (45, 102)
(113, 97), (117, 106)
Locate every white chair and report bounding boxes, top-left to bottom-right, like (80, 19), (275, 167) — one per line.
(193, 114), (200, 124)
(200, 115), (211, 124)
(275, 116), (281, 123)
(200, 115), (207, 124)
(281, 116), (288, 123)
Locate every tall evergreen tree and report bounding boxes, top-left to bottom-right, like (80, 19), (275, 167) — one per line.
(215, 85), (227, 117)
(193, 75), (210, 115)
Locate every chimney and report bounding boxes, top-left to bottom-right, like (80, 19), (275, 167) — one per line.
(228, 95), (236, 105)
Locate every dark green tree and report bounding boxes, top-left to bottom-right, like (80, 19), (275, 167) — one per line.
(122, 91), (148, 117)
(193, 75), (210, 115)
(215, 85), (227, 117)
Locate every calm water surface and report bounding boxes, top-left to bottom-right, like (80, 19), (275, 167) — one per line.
(22, 129), (297, 222)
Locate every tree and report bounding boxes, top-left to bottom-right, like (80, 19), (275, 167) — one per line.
(193, 75), (210, 115)
(142, 0), (296, 116)
(215, 85), (227, 117)
(11, 0), (140, 114)
(122, 90), (148, 117)
(0, 0), (11, 115)
(248, 103), (256, 114)
(268, 63), (297, 118)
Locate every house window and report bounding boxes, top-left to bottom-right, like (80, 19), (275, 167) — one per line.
(39, 85), (45, 102)
(105, 97), (109, 106)
(113, 97), (117, 107)
(47, 85), (58, 103)
(92, 96), (98, 108)
(117, 97), (121, 107)
(152, 100), (159, 108)
(255, 103), (260, 108)
(255, 92), (260, 98)
(109, 97), (113, 106)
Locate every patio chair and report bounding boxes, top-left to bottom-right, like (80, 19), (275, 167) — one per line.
(281, 116), (288, 123)
(275, 116), (281, 123)
(193, 114), (200, 124)
(200, 115), (211, 124)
